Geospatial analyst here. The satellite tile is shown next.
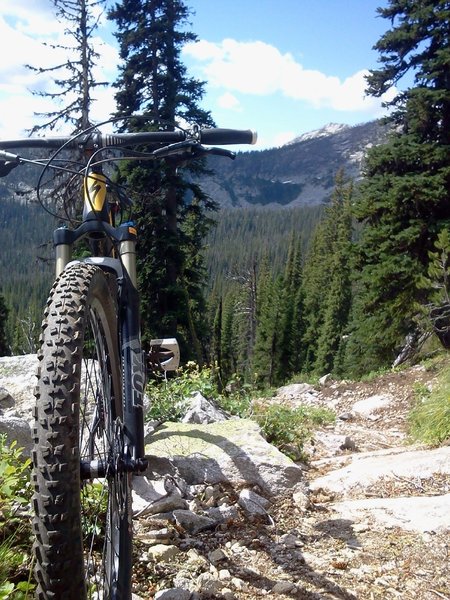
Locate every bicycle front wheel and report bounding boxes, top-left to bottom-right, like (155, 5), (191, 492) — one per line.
(32, 263), (132, 600)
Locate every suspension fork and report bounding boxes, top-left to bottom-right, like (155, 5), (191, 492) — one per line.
(118, 228), (148, 471)
(54, 220), (148, 472)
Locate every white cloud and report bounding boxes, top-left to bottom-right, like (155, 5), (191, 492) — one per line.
(0, 8), (119, 138)
(272, 131), (296, 147)
(184, 38), (393, 113)
(217, 92), (242, 111)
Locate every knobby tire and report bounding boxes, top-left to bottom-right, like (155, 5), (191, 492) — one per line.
(32, 263), (132, 600)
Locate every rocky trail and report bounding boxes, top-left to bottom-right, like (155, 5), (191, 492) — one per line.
(1, 355), (449, 599)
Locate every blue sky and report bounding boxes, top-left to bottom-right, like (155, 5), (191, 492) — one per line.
(0, 0), (394, 149)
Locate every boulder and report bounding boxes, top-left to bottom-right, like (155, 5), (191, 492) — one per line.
(0, 417), (32, 454)
(0, 354), (37, 418)
(145, 419), (304, 496)
(351, 394), (394, 417)
(311, 446), (450, 494)
(181, 392), (230, 424)
(332, 493), (450, 533)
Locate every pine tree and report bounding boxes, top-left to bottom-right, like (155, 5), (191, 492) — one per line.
(252, 258), (283, 386)
(0, 293), (9, 356)
(220, 289), (238, 380)
(275, 233), (305, 381)
(346, 0), (450, 374)
(109, 0), (215, 358)
(302, 171), (353, 373)
(27, 0), (107, 133)
(314, 174), (353, 375)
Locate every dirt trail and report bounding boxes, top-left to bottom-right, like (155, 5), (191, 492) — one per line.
(133, 361), (449, 599)
(267, 361), (450, 599)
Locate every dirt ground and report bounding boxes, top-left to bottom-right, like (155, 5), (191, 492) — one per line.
(133, 358), (450, 599)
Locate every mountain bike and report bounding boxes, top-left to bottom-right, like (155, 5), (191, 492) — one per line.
(0, 121), (256, 600)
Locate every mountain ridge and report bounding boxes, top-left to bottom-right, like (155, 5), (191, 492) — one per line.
(198, 119), (389, 208)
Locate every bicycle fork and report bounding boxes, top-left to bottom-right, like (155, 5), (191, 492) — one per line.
(54, 223), (148, 477)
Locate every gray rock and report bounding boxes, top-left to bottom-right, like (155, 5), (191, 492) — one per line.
(173, 509), (216, 534)
(147, 544), (180, 561)
(352, 394), (394, 417)
(196, 572), (223, 596)
(206, 504), (239, 523)
(338, 412), (353, 421)
(318, 373), (332, 386)
(272, 581), (297, 594)
(0, 387), (15, 412)
(275, 383), (315, 399)
(311, 446), (450, 494)
(181, 392), (230, 424)
(208, 548), (227, 564)
(340, 436), (357, 451)
(0, 354), (37, 418)
(0, 417), (32, 454)
(238, 488), (271, 516)
(332, 493), (450, 533)
(154, 588), (191, 600)
(132, 477), (188, 517)
(145, 419), (304, 496)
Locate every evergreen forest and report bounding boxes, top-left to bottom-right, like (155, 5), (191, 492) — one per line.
(1, 0), (450, 391)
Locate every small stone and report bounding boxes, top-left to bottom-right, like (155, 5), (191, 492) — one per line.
(279, 533), (299, 549)
(186, 548), (208, 567)
(338, 412), (353, 421)
(208, 548), (227, 564)
(154, 588), (191, 600)
(218, 569), (231, 581)
(340, 436), (357, 451)
(137, 528), (173, 545)
(203, 485), (217, 501)
(272, 581), (296, 594)
(238, 489), (270, 516)
(173, 509), (216, 534)
(147, 544), (180, 561)
(292, 490), (310, 511)
(206, 504), (239, 523)
(231, 577), (247, 591)
(196, 572), (223, 595)
(319, 373), (331, 386)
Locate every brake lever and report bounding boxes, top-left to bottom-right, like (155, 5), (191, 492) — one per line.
(0, 151), (21, 177)
(152, 141), (236, 161)
(206, 147), (236, 160)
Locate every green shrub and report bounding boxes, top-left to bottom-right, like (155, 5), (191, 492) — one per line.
(0, 435), (34, 599)
(409, 374), (450, 445)
(252, 403), (335, 461)
(0, 437), (31, 518)
(146, 362), (220, 422)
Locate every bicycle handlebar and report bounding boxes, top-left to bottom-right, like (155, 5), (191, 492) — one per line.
(0, 127), (257, 151)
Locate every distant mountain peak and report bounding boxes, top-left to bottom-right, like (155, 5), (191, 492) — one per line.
(288, 123), (350, 145)
(199, 120), (388, 208)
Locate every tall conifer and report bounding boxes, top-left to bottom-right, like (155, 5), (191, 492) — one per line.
(109, 0), (215, 357)
(346, 0), (450, 374)
(0, 293), (9, 356)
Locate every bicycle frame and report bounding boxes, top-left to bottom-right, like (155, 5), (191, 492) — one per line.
(55, 160), (148, 476)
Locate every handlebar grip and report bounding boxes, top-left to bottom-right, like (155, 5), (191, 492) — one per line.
(199, 128), (257, 146)
(103, 131), (185, 147)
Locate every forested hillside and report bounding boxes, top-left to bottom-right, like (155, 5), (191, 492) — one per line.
(0, 198), (55, 352)
(205, 205), (324, 291)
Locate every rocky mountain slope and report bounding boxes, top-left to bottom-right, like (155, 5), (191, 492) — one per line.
(1, 354), (449, 599)
(198, 120), (389, 208)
